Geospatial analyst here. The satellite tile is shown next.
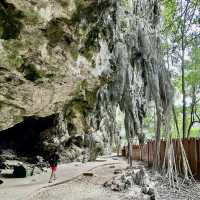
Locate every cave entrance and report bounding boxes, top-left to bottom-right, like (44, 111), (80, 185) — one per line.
(0, 115), (56, 157)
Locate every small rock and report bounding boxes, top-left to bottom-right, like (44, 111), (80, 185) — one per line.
(150, 194), (156, 200)
(0, 159), (6, 169)
(0, 179), (3, 184)
(134, 168), (150, 186)
(148, 188), (155, 196)
(141, 186), (150, 194)
(0, 149), (17, 161)
(13, 164), (33, 178)
(42, 167), (48, 173)
(123, 175), (132, 189)
(31, 166), (42, 175)
(111, 181), (125, 191)
(134, 168), (145, 185)
(83, 172), (94, 176)
(13, 165), (26, 178)
(126, 170), (134, 176)
(35, 156), (44, 163)
(103, 180), (112, 187)
(114, 169), (122, 174)
(2, 160), (23, 170)
(112, 179), (121, 185)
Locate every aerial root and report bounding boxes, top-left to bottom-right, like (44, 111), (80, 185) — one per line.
(161, 137), (195, 189)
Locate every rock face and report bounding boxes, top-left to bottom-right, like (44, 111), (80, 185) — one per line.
(0, 0), (172, 161)
(0, 0), (108, 131)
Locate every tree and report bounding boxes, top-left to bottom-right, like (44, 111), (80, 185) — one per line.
(156, 0), (200, 185)
(186, 46), (200, 137)
(162, 0), (200, 138)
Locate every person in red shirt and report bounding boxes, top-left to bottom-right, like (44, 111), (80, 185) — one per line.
(48, 151), (60, 183)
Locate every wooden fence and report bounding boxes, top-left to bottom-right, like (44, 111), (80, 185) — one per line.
(121, 138), (200, 179)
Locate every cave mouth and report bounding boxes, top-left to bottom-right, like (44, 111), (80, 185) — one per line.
(0, 115), (56, 157)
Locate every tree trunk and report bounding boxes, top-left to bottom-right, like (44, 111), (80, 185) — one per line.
(154, 110), (162, 171)
(187, 86), (196, 138)
(181, 44), (186, 138)
(172, 105), (180, 136)
(180, 0), (188, 139)
(127, 137), (133, 167)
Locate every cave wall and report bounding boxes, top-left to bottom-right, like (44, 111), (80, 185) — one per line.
(0, 0), (110, 131)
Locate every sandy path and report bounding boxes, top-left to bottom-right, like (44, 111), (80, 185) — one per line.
(0, 156), (125, 200)
(28, 157), (130, 200)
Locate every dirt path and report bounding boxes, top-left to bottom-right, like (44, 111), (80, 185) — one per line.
(2, 155), (200, 200)
(0, 156), (126, 200)
(28, 157), (133, 200)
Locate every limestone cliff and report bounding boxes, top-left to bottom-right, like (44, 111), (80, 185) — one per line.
(0, 0), (172, 161)
(0, 0), (111, 131)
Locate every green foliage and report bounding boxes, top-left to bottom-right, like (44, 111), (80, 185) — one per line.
(162, 0), (177, 35)
(161, 0), (200, 138)
(0, 40), (24, 69)
(186, 47), (200, 87)
(190, 127), (200, 137)
(82, 27), (108, 60)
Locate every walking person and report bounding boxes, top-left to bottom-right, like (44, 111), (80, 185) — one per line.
(48, 150), (60, 183)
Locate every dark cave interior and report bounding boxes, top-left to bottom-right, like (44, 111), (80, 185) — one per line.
(0, 115), (55, 157)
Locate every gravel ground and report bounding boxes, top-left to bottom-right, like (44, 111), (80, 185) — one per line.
(155, 180), (200, 200)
